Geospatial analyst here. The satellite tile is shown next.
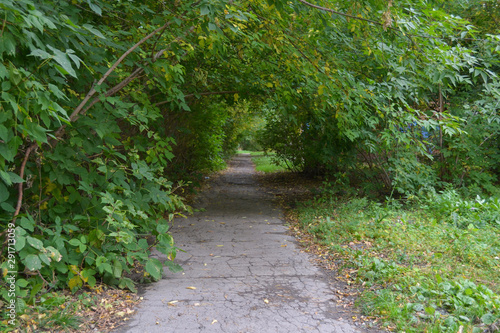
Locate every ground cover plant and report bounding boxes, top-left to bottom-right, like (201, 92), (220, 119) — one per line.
(293, 188), (500, 332)
(246, 151), (290, 173)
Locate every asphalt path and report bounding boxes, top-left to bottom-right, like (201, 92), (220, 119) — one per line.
(117, 155), (376, 333)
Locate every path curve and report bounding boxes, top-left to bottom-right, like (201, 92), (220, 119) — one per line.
(118, 155), (372, 333)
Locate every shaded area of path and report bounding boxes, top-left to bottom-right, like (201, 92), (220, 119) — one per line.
(118, 155), (375, 333)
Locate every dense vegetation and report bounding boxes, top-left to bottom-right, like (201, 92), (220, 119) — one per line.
(0, 0), (499, 330)
(291, 188), (500, 332)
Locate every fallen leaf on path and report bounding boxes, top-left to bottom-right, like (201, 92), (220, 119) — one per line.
(187, 286), (197, 290)
(264, 299), (269, 304)
(211, 319), (218, 324)
(167, 300), (179, 306)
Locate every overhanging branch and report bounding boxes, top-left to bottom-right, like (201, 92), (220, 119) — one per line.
(155, 90), (239, 107)
(297, 0), (381, 26)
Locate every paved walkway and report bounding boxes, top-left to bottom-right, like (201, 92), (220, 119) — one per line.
(118, 155), (371, 333)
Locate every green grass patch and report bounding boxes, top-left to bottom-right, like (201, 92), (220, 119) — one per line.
(237, 150), (290, 173)
(294, 192), (500, 332)
(236, 150), (270, 157)
(236, 150), (254, 154)
(253, 156), (288, 173)
(253, 155), (289, 173)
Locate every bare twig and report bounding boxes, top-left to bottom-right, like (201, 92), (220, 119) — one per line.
(1, 12), (7, 37)
(12, 144), (38, 223)
(66, 22), (172, 124)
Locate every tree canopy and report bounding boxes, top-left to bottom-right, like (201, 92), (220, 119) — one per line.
(0, 0), (499, 317)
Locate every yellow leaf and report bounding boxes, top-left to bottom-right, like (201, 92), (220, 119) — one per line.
(234, 93), (239, 102)
(266, 82), (273, 88)
(69, 265), (79, 275)
(68, 276), (82, 291)
(318, 85), (326, 95)
(187, 286), (197, 290)
(44, 180), (57, 194)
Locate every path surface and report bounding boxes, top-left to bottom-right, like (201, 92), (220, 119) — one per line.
(118, 155), (372, 333)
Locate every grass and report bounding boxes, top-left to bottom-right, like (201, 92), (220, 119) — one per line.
(236, 150), (254, 154)
(237, 150), (290, 173)
(292, 192), (500, 332)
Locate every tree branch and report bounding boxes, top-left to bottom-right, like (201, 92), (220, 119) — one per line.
(297, 0), (381, 26)
(66, 22), (173, 125)
(155, 90), (239, 107)
(12, 144), (37, 224)
(12, 22), (178, 223)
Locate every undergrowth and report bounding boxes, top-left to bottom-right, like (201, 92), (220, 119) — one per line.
(295, 188), (500, 332)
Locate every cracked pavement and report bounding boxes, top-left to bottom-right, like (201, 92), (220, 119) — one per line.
(117, 155), (379, 333)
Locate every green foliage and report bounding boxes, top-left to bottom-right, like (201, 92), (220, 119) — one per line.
(294, 189), (500, 331)
(238, 114), (265, 151)
(360, 277), (500, 332)
(1, 0), (500, 327)
(416, 188), (500, 229)
(253, 0), (500, 194)
(0, 0), (195, 310)
(166, 100), (253, 177)
(0, 0), (273, 312)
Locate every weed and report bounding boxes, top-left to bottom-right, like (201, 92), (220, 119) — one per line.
(293, 189), (500, 332)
